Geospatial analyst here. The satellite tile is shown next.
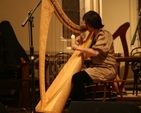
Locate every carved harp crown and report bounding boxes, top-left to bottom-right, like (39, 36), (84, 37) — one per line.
(36, 0), (93, 113)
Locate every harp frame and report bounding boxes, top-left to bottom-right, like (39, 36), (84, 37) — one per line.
(36, 0), (92, 113)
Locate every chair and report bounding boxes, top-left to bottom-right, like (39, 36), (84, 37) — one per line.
(86, 22), (130, 101)
(34, 54), (50, 89)
(21, 54), (50, 106)
(50, 52), (71, 82)
(0, 66), (22, 107)
(130, 47), (141, 95)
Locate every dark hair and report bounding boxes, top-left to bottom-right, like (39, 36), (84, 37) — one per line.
(82, 10), (104, 29)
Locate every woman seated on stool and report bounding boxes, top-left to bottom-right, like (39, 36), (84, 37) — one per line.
(71, 10), (117, 101)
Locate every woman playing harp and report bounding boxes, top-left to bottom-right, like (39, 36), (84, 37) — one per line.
(71, 10), (117, 101)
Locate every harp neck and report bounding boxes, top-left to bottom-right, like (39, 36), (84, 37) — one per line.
(50, 0), (87, 33)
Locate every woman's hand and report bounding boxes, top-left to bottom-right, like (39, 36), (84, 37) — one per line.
(71, 44), (81, 51)
(75, 35), (83, 44)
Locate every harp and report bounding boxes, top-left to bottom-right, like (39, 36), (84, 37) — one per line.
(36, 0), (93, 113)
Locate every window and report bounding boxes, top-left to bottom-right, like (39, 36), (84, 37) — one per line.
(62, 0), (80, 39)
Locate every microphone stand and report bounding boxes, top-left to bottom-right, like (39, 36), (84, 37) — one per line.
(131, 9), (141, 45)
(21, 0), (42, 113)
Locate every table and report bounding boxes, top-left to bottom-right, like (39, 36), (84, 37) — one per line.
(117, 56), (141, 94)
(116, 56), (141, 62)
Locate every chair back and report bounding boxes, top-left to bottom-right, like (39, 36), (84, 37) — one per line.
(130, 47), (141, 77)
(34, 54), (50, 88)
(51, 52), (71, 80)
(112, 22), (130, 87)
(130, 46), (141, 56)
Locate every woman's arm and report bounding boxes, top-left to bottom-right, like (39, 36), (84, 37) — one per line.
(71, 44), (99, 57)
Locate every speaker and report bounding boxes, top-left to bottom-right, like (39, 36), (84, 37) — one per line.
(68, 101), (141, 113)
(0, 102), (9, 113)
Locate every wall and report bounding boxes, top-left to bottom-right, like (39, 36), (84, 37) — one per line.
(102, 0), (139, 54)
(0, 0), (41, 53)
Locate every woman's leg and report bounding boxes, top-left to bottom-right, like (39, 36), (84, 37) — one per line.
(71, 71), (93, 101)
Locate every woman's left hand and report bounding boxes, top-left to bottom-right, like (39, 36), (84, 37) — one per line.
(71, 44), (80, 51)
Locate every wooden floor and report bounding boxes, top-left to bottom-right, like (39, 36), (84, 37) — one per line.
(118, 90), (141, 107)
(2, 90), (141, 113)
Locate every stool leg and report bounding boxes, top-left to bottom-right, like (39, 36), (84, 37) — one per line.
(103, 83), (106, 101)
(92, 83), (98, 101)
(136, 76), (138, 96)
(109, 83), (113, 101)
(133, 74), (136, 95)
(135, 75), (138, 96)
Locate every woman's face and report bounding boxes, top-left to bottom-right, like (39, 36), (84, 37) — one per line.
(84, 20), (95, 33)
(84, 20), (100, 35)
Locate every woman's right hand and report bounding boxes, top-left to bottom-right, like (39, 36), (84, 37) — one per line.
(75, 35), (83, 44)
